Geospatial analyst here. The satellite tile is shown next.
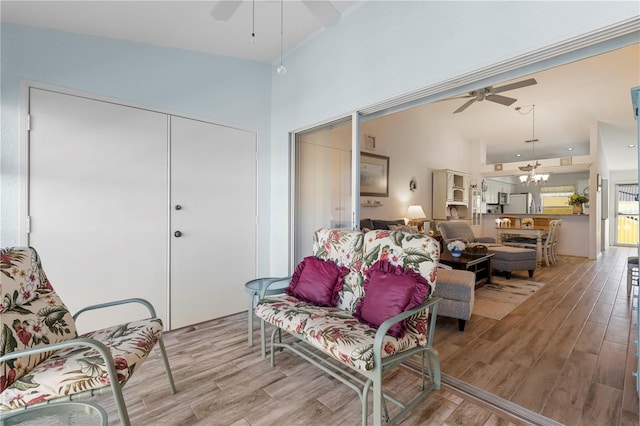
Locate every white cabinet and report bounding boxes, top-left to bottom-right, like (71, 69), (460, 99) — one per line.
(485, 179), (515, 204)
(433, 169), (470, 219)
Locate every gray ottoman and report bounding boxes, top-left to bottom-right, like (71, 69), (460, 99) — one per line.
(488, 246), (537, 279)
(432, 268), (476, 331)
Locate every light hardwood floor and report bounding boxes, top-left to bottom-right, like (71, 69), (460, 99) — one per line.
(434, 245), (639, 425)
(90, 246), (639, 425)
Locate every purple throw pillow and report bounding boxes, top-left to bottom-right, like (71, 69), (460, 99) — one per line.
(286, 256), (349, 306)
(354, 260), (430, 337)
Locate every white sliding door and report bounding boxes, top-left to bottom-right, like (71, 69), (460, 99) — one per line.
(294, 119), (352, 266)
(170, 116), (257, 329)
(28, 88), (168, 332)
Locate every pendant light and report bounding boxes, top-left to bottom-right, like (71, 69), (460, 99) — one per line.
(517, 105), (549, 185)
(276, 0), (287, 75)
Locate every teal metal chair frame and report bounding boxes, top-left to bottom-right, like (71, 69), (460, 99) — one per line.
(0, 298), (176, 426)
(259, 278), (441, 426)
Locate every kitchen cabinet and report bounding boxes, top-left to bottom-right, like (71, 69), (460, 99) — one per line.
(485, 179), (515, 204)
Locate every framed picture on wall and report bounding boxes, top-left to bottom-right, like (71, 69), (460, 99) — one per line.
(360, 152), (389, 196)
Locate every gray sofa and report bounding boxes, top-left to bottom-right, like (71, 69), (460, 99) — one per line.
(437, 221), (497, 249)
(360, 218), (405, 231)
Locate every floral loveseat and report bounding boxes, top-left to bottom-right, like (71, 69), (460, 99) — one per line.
(0, 247), (175, 425)
(255, 228), (442, 426)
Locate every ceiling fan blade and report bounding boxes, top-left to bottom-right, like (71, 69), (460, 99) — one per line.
(486, 94), (517, 106)
(454, 98), (477, 114)
(210, 0), (242, 21)
(519, 164), (533, 172)
(491, 78), (537, 94)
(302, 0), (341, 27)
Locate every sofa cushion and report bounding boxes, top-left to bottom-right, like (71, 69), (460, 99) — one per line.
(286, 256), (349, 306)
(354, 260), (429, 337)
(371, 219), (405, 230)
(359, 218), (374, 232)
(488, 246), (537, 261)
(388, 224), (419, 234)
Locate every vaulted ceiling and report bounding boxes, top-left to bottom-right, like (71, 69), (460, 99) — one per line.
(2, 1), (638, 171)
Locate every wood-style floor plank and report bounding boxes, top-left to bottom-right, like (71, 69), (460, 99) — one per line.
(435, 246), (639, 425)
(83, 246), (638, 425)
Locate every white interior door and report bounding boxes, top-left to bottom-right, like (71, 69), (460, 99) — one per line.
(170, 116), (257, 329)
(28, 88), (169, 333)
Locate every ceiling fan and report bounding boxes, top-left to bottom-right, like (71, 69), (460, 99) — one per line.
(210, 0), (341, 27)
(452, 78), (537, 113)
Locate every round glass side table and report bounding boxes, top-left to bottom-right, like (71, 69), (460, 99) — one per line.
(244, 277), (288, 347)
(1, 401), (107, 425)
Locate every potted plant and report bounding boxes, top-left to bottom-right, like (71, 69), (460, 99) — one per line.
(447, 240), (466, 257)
(568, 192), (589, 214)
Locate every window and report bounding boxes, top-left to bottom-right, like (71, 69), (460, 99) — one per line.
(540, 185), (575, 215)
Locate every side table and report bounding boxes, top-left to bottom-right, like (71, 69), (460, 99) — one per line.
(244, 277), (289, 347)
(1, 402), (107, 425)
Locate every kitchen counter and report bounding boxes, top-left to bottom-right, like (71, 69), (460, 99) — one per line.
(481, 213), (589, 258)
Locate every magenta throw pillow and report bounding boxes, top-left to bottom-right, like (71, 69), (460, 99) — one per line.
(354, 260), (430, 337)
(286, 256), (349, 306)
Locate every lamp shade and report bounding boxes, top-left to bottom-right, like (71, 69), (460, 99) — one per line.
(406, 205), (426, 219)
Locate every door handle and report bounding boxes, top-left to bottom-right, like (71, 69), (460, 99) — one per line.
(174, 231), (182, 238)
(175, 205), (182, 210)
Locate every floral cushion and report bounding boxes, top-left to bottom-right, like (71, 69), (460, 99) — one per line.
(1, 247), (165, 411)
(312, 229), (365, 311)
(0, 318), (162, 410)
(0, 247), (78, 392)
(255, 295), (428, 371)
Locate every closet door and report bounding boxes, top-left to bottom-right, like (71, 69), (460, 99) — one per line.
(170, 116), (257, 329)
(28, 88), (169, 333)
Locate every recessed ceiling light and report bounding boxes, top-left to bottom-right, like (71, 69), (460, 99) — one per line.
(566, 147), (574, 151)
(628, 144), (636, 148)
(515, 154), (522, 157)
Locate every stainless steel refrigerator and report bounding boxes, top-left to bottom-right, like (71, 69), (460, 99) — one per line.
(503, 193), (533, 214)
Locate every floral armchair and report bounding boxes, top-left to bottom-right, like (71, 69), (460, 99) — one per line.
(0, 247), (175, 425)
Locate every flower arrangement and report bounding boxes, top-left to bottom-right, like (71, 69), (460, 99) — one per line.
(521, 218), (534, 228)
(447, 240), (466, 252)
(568, 192), (589, 206)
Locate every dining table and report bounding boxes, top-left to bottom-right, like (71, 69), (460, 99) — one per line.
(495, 226), (549, 266)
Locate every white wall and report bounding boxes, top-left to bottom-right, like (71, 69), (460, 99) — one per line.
(359, 104), (471, 221)
(0, 24), (272, 273)
(269, 1), (639, 273)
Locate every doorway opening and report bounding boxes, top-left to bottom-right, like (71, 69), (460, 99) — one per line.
(614, 183), (639, 246)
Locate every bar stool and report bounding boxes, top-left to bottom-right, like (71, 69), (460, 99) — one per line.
(627, 256), (639, 298)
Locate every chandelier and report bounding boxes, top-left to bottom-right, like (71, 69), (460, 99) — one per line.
(517, 105), (549, 185)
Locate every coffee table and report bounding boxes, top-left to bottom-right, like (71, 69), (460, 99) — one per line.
(439, 251), (494, 287)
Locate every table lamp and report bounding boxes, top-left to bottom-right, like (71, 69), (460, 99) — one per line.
(406, 205), (427, 232)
